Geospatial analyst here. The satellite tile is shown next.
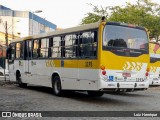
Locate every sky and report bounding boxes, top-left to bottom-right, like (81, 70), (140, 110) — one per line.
(0, 0), (160, 28)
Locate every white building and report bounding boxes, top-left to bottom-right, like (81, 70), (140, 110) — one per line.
(0, 5), (57, 45)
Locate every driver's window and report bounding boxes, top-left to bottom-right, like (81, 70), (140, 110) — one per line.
(11, 44), (15, 60)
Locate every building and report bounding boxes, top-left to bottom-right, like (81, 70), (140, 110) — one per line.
(0, 31), (19, 45)
(0, 5), (57, 45)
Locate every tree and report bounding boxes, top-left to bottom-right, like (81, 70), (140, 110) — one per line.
(109, 0), (160, 40)
(81, 4), (111, 24)
(81, 0), (160, 41)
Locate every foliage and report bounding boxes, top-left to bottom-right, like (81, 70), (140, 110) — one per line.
(81, 0), (160, 40)
(81, 4), (111, 24)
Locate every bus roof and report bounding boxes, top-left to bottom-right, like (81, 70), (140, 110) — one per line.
(11, 21), (100, 43)
(11, 21), (146, 43)
(106, 22), (146, 30)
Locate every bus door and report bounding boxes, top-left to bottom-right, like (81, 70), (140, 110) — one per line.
(24, 40), (32, 74)
(7, 44), (16, 81)
(28, 39), (41, 83)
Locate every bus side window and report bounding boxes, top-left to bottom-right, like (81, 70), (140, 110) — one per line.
(94, 31), (97, 42)
(7, 44), (15, 60)
(39, 38), (49, 58)
(20, 42), (24, 59)
(25, 40), (32, 60)
(79, 31), (97, 58)
(16, 42), (23, 59)
(11, 44), (15, 60)
(7, 45), (11, 59)
(64, 34), (77, 58)
(28, 41), (32, 59)
(61, 36), (65, 58)
(48, 37), (53, 57)
(51, 36), (61, 58)
(32, 40), (39, 58)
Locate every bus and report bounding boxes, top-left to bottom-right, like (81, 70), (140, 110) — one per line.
(7, 19), (150, 96)
(149, 42), (160, 85)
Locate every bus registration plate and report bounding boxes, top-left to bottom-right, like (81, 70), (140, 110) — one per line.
(122, 73), (131, 77)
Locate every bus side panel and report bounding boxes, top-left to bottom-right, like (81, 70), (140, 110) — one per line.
(34, 60), (52, 87)
(9, 62), (16, 82)
(60, 68), (99, 90)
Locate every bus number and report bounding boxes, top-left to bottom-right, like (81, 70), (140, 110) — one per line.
(85, 61), (92, 67)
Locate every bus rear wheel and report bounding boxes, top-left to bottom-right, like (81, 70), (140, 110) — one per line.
(16, 72), (27, 88)
(52, 76), (63, 96)
(87, 91), (104, 97)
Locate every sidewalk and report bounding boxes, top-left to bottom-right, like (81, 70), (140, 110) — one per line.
(0, 80), (15, 87)
(0, 76), (9, 81)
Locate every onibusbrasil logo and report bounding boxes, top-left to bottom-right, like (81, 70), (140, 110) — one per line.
(2, 112), (42, 118)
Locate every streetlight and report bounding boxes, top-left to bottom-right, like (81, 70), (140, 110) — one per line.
(31, 10), (43, 35)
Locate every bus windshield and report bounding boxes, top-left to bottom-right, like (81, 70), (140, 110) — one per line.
(103, 25), (149, 53)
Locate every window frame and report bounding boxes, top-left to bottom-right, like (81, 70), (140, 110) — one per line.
(15, 41), (24, 60)
(10, 29), (98, 60)
(49, 29), (98, 60)
(9, 43), (16, 60)
(39, 37), (50, 58)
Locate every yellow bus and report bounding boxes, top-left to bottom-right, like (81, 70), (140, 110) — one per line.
(149, 42), (160, 85)
(7, 19), (150, 96)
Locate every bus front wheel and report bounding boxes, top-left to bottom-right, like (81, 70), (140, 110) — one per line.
(16, 72), (27, 88)
(52, 76), (63, 96)
(87, 91), (104, 97)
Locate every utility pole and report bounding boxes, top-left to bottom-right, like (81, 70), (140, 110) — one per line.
(5, 21), (8, 47)
(4, 21), (8, 81)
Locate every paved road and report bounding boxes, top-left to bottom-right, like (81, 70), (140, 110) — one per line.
(0, 81), (160, 119)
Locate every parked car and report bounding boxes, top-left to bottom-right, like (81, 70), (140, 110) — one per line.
(0, 66), (9, 80)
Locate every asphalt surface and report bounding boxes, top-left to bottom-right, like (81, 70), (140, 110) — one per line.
(0, 80), (160, 120)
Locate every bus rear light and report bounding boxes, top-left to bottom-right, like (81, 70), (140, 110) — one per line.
(102, 70), (106, 75)
(101, 65), (105, 70)
(145, 72), (149, 77)
(146, 68), (150, 72)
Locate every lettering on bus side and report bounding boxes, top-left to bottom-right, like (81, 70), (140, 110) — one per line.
(19, 61), (23, 66)
(46, 60), (55, 67)
(85, 61), (93, 67)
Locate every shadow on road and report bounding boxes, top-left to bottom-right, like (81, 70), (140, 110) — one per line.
(105, 91), (151, 97)
(24, 85), (133, 105)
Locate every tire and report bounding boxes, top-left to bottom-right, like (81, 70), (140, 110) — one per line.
(87, 91), (104, 97)
(52, 76), (63, 96)
(16, 72), (27, 88)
